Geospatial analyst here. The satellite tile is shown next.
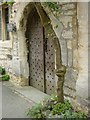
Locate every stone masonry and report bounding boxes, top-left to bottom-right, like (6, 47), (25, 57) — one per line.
(0, 1), (89, 113)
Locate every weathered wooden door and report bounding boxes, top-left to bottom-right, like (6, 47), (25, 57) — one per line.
(28, 10), (56, 95)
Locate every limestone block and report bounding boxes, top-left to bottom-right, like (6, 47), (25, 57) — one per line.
(19, 77), (29, 86)
(64, 86), (76, 99)
(61, 10), (76, 16)
(65, 68), (78, 90)
(76, 74), (88, 99)
(73, 49), (78, 68)
(59, 16), (72, 28)
(70, 98), (88, 114)
(0, 55), (7, 60)
(61, 3), (76, 11)
(62, 28), (73, 39)
(0, 41), (12, 48)
(68, 48), (73, 67)
(76, 96), (89, 109)
(12, 57), (21, 76)
(60, 40), (68, 66)
(67, 40), (72, 49)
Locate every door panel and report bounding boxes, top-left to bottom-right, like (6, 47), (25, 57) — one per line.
(28, 10), (56, 95)
(45, 39), (56, 95)
(29, 12), (44, 92)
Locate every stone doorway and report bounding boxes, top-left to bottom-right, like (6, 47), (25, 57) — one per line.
(26, 9), (56, 95)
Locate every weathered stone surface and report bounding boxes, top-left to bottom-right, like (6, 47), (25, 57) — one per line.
(64, 86), (76, 99)
(60, 40), (67, 66)
(76, 3), (88, 102)
(77, 96), (89, 108)
(0, 2), (89, 112)
(61, 3), (76, 11)
(59, 16), (72, 28)
(67, 40), (72, 49)
(62, 29), (73, 39)
(65, 68), (78, 90)
(0, 42), (12, 75)
(61, 10), (76, 16)
(73, 49), (78, 68)
(67, 48), (73, 67)
(12, 58), (21, 76)
(69, 98), (89, 114)
(76, 78), (88, 99)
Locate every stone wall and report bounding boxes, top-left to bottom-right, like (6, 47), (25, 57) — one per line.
(42, 2), (78, 102)
(5, 1), (77, 105)
(10, 2), (29, 86)
(0, 1), (89, 112)
(60, 3), (78, 101)
(0, 40), (12, 73)
(9, 2), (78, 106)
(75, 2), (88, 112)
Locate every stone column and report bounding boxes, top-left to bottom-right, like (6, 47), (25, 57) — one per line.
(56, 65), (66, 102)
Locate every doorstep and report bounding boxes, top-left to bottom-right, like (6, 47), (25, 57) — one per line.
(2, 81), (50, 104)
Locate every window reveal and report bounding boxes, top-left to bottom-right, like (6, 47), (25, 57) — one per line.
(2, 5), (10, 40)
(4, 7), (9, 40)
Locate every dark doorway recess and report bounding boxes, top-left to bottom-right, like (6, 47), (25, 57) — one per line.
(26, 9), (56, 95)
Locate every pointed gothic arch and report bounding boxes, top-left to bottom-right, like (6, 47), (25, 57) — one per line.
(19, 2), (66, 102)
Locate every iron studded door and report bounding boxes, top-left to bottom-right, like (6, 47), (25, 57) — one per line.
(29, 11), (56, 95)
(29, 12), (44, 92)
(45, 38), (56, 95)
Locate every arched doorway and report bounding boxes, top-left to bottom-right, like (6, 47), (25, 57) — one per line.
(26, 8), (56, 95)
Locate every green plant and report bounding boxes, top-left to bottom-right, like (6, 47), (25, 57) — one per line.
(45, 2), (60, 13)
(51, 94), (58, 101)
(27, 103), (45, 118)
(52, 100), (72, 115)
(4, 0), (15, 5)
(2, 74), (10, 81)
(27, 95), (88, 119)
(0, 66), (6, 75)
(42, 95), (58, 112)
(63, 110), (87, 119)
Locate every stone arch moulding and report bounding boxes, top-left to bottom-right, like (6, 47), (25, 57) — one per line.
(19, 2), (66, 102)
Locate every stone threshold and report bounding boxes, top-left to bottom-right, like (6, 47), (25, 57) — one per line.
(2, 81), (50, 104)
